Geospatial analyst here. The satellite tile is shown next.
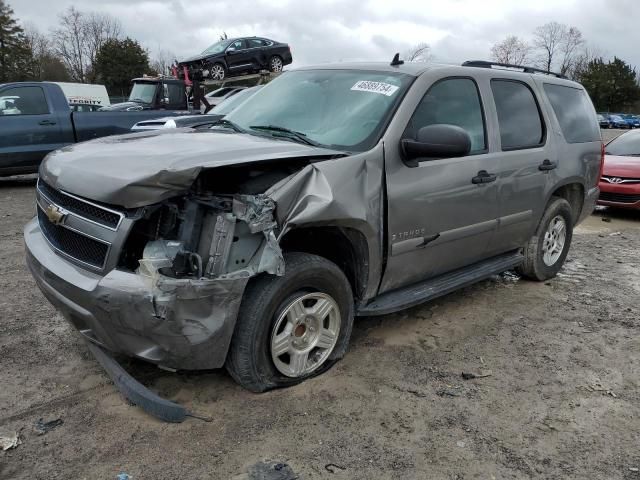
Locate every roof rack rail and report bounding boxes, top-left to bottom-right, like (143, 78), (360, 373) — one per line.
(461, 60), (567, 79)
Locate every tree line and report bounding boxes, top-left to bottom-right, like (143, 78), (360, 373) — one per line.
(490, 22), (640, 112)
(0, 0), (174, 96)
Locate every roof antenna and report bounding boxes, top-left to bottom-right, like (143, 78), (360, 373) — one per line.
(390, 53), (404, 67)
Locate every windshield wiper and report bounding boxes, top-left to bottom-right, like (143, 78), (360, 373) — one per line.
(130, 98), (150, 104)
(214, 119), (246, 133)
(249, 125), (321, 147)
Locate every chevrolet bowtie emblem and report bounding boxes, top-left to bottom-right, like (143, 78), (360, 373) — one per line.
(45, 204), (67, 225)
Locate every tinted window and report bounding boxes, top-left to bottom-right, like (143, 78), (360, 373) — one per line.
(491, 80), (544, 150)
(166, 83), (184, 106)
(405, 78), (486, 153)
(0, 86), (49, 115)
(228, 40), (245, 51)
(543, 84), (600, 143)
(605, 131), (640, 157)
(248, 39), (265, 48)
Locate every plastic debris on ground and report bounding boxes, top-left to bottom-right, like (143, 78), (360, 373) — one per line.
(0, 431), (21, 451)
(34, 418), (64, 435)
(461, 370), (493, 380)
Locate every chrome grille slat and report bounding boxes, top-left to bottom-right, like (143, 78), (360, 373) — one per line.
(37, 181), (124, 230)
(35, 179), (136, 273)
(37, 207), (110, 269)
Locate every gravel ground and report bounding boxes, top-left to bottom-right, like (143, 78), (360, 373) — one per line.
(1, 129), (638, 479)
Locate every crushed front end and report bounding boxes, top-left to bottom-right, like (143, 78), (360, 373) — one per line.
(25, 179), (284, 370)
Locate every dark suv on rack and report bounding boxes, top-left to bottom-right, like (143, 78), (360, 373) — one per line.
(26, 58), (601, 393)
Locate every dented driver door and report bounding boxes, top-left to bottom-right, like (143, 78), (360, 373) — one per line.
(379, 74), (502, 293)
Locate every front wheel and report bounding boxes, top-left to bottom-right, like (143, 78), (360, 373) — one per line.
(517, 197), (573, 281)
(225, 252), (354, 392)
(208, 63), (226, 80)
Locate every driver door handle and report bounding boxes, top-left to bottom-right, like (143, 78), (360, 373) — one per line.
(38, 120), (56, 126)
(472, 170), (497, 184)
(539, 159), (557, 171)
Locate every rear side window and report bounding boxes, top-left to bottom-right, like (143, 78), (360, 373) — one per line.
(248, 39), (266, 48)
(543, 84), (600, 143)
(491, 80), (544, 150)
(405, 78), (487, 153)
(0, 86), (49, 115)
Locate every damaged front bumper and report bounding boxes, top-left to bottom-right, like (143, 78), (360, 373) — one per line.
(25, 217), (250, 370)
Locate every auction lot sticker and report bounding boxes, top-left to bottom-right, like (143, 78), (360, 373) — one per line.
(351, 80), (399, 96)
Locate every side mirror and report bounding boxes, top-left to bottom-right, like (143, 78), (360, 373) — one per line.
(401, 124), (472, 166)
(226, 47), (237, 55)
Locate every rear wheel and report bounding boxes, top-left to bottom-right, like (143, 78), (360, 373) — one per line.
(269, 55), (284, 72)
(517, 197), (573, 281)
(225, 252), (354, 392)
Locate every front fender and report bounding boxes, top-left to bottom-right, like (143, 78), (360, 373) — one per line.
(267, 144), (385, 301)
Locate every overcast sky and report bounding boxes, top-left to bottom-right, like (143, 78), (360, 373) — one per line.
(11, 0), (640, 70)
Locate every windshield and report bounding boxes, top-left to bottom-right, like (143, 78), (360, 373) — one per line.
(202, 40), (231, 56)
(225, 69), (413, 151)
(606, 131), (640, 157)
(128, 83), (156, 104)
(210, 87), (260, 115)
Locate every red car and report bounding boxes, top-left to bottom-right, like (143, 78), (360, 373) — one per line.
(598, 130), (640, 209)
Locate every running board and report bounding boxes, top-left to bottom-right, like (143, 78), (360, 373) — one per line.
(358, 251), (524, 316)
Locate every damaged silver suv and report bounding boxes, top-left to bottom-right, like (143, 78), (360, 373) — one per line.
(25, 59), (602, 392)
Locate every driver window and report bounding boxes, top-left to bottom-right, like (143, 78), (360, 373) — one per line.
(405, 78), (486, 153)
(228, 40), (245, 51)
(0, 86), (49, 116)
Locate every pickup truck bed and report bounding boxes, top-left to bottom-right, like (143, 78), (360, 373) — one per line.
(0, 82), (188, 176)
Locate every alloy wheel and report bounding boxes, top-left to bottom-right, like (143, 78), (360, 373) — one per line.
(210, 64), (225, 80)
(542, 215), (566, 266)
(270, 57), (283, 72)
(270, 292), (341, 378)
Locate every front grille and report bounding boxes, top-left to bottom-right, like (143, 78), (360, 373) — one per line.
(601, 176), (640, 184)
(38, 208), (109, 268)
(599, 192), (640, 204)
(38, 181), (123, 229)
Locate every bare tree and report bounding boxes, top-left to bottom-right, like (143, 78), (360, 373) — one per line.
(404, 42), (431, 63)
(151, 48), (177, 76)
(490, 36), (531, 65)
(53, 7), (86, 81)
(558, 26), (585, 76)
(533, 21), (565, 72)
(84, 12), (121, 82)
(52, 7), (120, 83)
(23, 23), (48, 78)
(570, 45), (604, 82)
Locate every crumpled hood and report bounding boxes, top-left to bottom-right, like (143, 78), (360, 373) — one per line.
(179, 52), (211, 63)
(40, 129), (344, 208)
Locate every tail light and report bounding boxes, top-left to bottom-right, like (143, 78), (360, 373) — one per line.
(598, 142), (605, 180)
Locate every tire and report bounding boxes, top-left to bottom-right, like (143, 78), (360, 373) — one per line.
(208, 63), (226, 80)
(225, 252), (354, 392)
(517, 197), (573, 281)
(268, 55), (284, 73)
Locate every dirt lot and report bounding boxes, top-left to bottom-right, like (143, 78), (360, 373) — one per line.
(1, 129), (639, 480)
